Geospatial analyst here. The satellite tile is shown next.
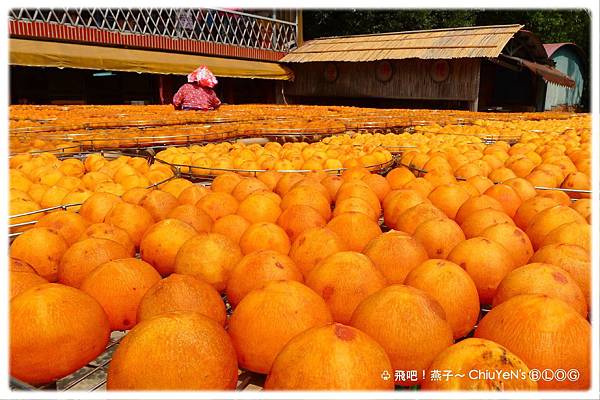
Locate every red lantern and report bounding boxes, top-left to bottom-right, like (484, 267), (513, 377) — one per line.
(430, 60), (450, 83)
(376, 61), (394, 82)
(324, 63), (338, 82)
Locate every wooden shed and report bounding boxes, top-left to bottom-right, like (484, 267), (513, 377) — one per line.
(543, 43), (586, 111)
(281, 24), (574, 111)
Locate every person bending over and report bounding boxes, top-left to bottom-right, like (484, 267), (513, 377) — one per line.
(172, 66), (221, 111)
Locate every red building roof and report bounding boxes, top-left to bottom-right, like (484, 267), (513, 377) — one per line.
(543, 43), (585, 59)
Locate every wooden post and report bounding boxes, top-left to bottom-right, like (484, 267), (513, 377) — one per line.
(468, 98), (479, 111)
(534, 75), (547, 111)
(296, 10), (303, 46)
(158, 75), (174, 105)
(275, 81), (285, 104)
(469, 59), (481, 111)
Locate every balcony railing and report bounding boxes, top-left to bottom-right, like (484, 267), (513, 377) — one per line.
(9, 8), (298, 52)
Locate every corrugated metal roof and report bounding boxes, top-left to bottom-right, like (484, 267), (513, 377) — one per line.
(281, 24), (524, 63)
(544, 43), (572, 57)
(502, 54), (575, 88)
(543, 42), (586, 61)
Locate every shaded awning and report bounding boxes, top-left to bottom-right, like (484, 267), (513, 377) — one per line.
(501, 54), (575, 88)
(9, 38), (293, 80)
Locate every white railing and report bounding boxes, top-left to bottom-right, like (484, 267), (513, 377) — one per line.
(9, 8), (298, 52)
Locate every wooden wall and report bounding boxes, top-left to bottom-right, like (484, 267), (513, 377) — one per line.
(284, 59), (481, 102)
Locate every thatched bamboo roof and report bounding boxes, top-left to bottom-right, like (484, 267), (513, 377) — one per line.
(282, 24), (524, 63)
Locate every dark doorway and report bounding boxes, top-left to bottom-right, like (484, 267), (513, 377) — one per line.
(10, 66), (160, 105)
(478, 60), (539, 112)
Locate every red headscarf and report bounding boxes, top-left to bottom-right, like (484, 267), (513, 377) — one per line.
(187, 66), (218, 88)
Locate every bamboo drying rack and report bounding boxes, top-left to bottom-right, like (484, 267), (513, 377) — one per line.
(8, 151), (174, 239)
(154, 156), (397, 182)
(398, 161), (591, 200)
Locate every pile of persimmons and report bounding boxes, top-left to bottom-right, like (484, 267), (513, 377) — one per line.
(8, 108), (591, 392)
